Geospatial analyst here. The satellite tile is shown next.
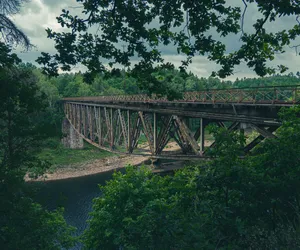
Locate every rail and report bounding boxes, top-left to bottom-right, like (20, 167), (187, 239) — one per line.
(63, 85), (300, 105)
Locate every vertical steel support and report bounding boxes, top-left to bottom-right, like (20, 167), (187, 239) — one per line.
(114, 113), (121, 145)
(94, 106), (102, 145)
(72, 104), (75, 126)
(79, 105), (83, 135)
(127, 110), (131, 152)
(76, 104), (81, 131)
(86, 106), (89, 138)
(199, 118), (205, 154)
(118, 109), (128, 147)
(110, 108), (114, 149)
(67, 103), (70, 119)
(84, 106), (89, 137)
(153, 112), (157, 154)
(99, 107), (102, 145)
(68, 103), (71, 121)
(90, 106), (95, 141)
(104, 107), (111, 144)
(81, 105), (85, 136)
(85, 105), (88, 137)
(74, 104), (77, 130)
(87, 106), (92, 139)
(74, 104), (76, 126)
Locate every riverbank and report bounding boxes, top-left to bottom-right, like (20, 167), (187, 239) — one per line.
(29, 139), (212, 182)
(26, 155), (149, 182)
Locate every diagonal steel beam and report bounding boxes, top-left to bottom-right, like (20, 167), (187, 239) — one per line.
(104, 107), (112, 145)
(129, 114), (141, 153)
(138, 112), (154, 154)
(118, 109), (128, 148)
(208, 121), (240, 150)
(172, 119), (189, 152)
(156, 115), (173, 154)
(250, 124), (276, 138)
(94, 106), (103, 146)
(174, 116), (200, 155)
(88, 106), (95, 141)
(244, 126), (278, 153)
(217, 121), (226, 128)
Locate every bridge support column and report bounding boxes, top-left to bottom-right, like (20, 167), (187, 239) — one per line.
(153, 112), (157, 153)
(62, 118), (84, 149)
(199, 118), (205, 155)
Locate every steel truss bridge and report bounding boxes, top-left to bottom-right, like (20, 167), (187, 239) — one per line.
(63, 85), (300, 160)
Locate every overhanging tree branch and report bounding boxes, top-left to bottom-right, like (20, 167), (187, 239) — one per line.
(37, 0), (300, 93)
(0, 14), (32, 49)
(241, 0), (248, 35)
(0, 0), (32, 49)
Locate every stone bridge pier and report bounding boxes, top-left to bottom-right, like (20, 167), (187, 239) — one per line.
(62, 118), (84, 149)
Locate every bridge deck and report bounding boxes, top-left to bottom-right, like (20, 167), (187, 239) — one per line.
(63, 85), (300, 106)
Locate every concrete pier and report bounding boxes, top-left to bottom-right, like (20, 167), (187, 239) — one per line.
(62, 118), (84, 149)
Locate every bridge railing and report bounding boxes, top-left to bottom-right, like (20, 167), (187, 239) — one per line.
(63, 85), (300, 104)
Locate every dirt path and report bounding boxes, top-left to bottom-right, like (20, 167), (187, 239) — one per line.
(26, 155), (149, 182)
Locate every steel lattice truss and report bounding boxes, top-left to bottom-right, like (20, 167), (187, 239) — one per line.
(63, 85), (293, 159)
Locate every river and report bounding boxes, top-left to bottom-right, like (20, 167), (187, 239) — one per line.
(32, 170), (123, 250)
(31, 160), (179, 249)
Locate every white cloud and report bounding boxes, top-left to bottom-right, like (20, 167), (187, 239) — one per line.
(11, 0), (78, 61)
(10, 0), (300, 80)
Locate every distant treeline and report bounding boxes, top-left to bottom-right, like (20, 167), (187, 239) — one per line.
(26, 63), (300, 99)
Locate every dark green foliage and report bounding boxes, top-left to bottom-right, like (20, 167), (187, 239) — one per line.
(83, 106), (300, 249)
(34, 65), (300, 101)
(82, 166), (176, 250)
(1, 196), (75, 250)
(0, 43), (76, 249)
(233, 72), (300, 88)
(0, 42), (21, 66)
(37, 0), (300, 96)
(38, 138), (115, 170)
(0, 54), (47, 172)
(0, 0), (32, 49)
(248, 106), (300, 228)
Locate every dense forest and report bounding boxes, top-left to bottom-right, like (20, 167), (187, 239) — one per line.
(30, 62), (300, 98)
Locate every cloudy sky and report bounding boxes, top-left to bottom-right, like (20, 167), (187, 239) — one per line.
(9, 0), (300, 80)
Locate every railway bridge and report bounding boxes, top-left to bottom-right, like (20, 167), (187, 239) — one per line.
(62, 85), (299, 160)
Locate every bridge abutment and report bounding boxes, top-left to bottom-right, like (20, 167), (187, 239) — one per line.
(62, 118), (84, 149)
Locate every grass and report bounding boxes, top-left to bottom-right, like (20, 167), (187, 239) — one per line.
(38, 137), (116, 171)
(38, 128), (215, 171)
(138, 134), (148, 144)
